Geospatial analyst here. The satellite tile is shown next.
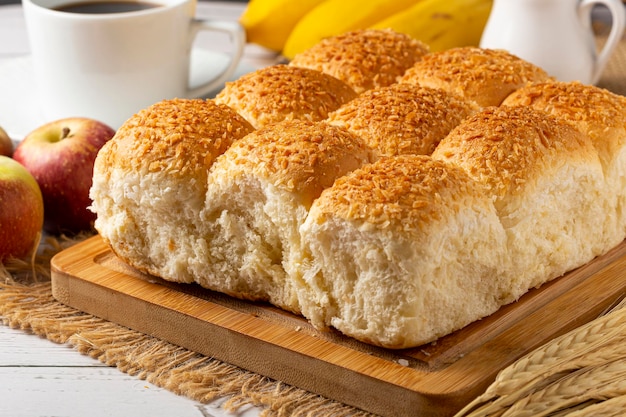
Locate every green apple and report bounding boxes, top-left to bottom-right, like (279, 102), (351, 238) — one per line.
(0, 155), (44, 261)
(0, 126), (12, 157)
(13, 117), (115, 234)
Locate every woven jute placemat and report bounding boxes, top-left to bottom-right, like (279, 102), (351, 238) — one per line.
(3, 39), (626, 417)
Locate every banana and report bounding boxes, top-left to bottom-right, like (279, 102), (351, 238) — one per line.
(282, 0), (423, 60)
(239, 0), (327, 52)
(371, 0), (493, 52)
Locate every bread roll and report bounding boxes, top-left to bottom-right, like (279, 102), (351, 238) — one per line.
(400, 47), (551, 108)
(298, 155), (508, 349)
(289, 29), (429, 94)
(90, 53), (626, 352)
(502, 81), (626, 250)
(327, 83), (478, 158)
(90, 98), (254, 281)
(214, 64), (357, 129)
(432, 106), (607, 298)
(197, 120), (372, 313)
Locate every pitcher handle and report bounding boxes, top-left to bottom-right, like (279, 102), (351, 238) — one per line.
(579, 0), (626, 85)
(186, 19), (246, 98)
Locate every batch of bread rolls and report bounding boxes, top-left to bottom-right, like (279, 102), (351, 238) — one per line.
(89, 29), (626, 349)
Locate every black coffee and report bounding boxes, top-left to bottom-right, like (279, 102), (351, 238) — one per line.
(54, 1), (161, 14)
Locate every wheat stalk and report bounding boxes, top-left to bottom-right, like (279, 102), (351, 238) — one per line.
(491, 310), (626, 392)
(500, 358), (626, 417)
(543, 400), (594, 417)
(563, 394), (626, 417)
(456, 302), (626, 416)
(457, 338), (626, 417)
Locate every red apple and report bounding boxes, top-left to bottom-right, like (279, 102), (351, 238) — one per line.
(0, 126), (12, 157)
(0, 155), (44, 261)
(13, 118), (116, 234)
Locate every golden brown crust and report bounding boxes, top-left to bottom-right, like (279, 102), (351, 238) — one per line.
(311, 154), (485, 232)
(214, 64), (357, 129)
(94, 98), (254, 183)
(213, 120), (372, 205)
(289, 29), (429, 94)
(327, 83), (478, 157)
(401, 47), (551, 108)
(502, 81), (626, 148)
(432, 106), (597, 200)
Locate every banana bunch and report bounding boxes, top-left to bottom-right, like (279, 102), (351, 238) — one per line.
(371, 0), (493, 53)
(240, 0), (493, 60)
(239, 0), (326, 52)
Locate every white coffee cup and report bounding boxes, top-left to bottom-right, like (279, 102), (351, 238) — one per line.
(22, 0), (245, 129)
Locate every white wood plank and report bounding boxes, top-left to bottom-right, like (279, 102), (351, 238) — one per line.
(2, 366), (215, 417)
(0, 325), (262, 417)
(0, 326), (105, 367)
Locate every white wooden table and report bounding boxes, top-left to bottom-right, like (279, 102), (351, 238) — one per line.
(0, 326), (263, 417)
(0, 2), (273, 416)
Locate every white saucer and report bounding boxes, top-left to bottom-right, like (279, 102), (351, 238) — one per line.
(0, 49), (252, 140)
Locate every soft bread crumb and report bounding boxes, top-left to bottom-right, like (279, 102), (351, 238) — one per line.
(299, 155), (508, 348)
(90, 98), (254, 281)
(433, 105), (608, 296)
(195, 120), (372, 314)
(503, 81), (626, 249)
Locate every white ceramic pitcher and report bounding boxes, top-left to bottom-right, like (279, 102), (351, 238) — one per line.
(480, 0), (626, 84)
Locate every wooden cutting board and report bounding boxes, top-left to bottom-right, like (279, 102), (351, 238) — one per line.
(50, 235), (626, 417)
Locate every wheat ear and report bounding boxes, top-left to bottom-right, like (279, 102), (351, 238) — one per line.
(563, 394), (626, 417)
(455, 303), (626, 416)
(500, 358), (626, 417)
